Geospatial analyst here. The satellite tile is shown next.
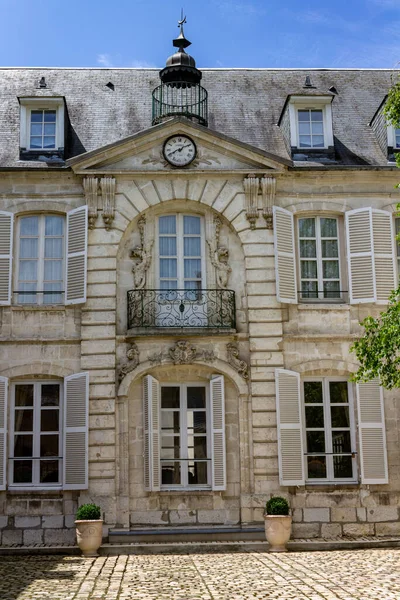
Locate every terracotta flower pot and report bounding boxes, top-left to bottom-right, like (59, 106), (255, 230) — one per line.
(75, 520), (103, 557)
(264, 515), (292, 552)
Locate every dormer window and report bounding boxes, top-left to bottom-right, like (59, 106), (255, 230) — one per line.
(387, 123), (400, 152)
(281, 95), (334, 154)
(298, 109), (324, 148)
(18, 97), (65, 160)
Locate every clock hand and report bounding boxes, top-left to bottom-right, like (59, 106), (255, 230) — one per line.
(168, 145), (186, 156)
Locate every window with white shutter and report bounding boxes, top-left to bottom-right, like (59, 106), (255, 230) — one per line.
(63, 372), (89, 490)
(210, 375), (226, 491)
(0, 211), (13, 306)
(143, 374), (161, 492)
(275, 369), (304, 485)
(273, 206), (297, 304)
(346, 208), (396, 304)
(357, 380), (388, 485)
(66, 205), (88, 305)
(0, 377), (8, 490)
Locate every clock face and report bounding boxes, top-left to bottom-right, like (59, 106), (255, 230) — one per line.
(163, 135), (196, 167)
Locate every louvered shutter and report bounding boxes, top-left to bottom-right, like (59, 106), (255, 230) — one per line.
(273, 206), (297, 304)
(143, 375), (160, 492)
(0, 212), (13, 306)
(372, 210), (396, 303)
(357, 380), (388, 484)
(346, 208), (375, 304)
(275, 369), (305, 486)
(63, 372), (89, 490)
(0, 377), (8, 490)
(65, 206), (87, 305)
(210, 375), (226, 491)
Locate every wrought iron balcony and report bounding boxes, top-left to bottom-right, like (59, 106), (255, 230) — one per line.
(152, 82), (208, 126)
(127, 289), (235, 330)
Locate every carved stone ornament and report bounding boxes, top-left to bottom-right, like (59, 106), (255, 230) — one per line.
(260, 176), (276, 230)
(130, 216), (153, 289)
(83, 177), (99, 229)
(243, 175), (260, 229)
(207, 217), (232, 289)
(118, 343), (140, 383)
(101, 177), (116, 230)
(148, 340), (216, 366)
(226, 342), (249, 380)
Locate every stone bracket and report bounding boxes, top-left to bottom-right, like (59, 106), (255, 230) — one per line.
(243, 174), (276, 229)
(84, 176), (116, 230)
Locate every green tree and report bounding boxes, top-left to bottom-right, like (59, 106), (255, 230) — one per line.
(351, 79), (400, 388)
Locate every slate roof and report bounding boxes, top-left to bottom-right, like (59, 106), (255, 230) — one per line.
(0, 67), (395, 169)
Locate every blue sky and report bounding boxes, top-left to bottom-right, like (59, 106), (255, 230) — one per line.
(1, 0), (400, 68)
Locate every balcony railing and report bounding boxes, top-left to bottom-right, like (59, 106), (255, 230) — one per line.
(127, 289), (235, 330)
(152, 82), (208, 126)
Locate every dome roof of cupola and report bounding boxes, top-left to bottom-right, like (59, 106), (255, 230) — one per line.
(159, 14), (202, 85)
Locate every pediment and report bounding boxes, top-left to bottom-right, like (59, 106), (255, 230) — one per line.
(68, 117), (291, 174)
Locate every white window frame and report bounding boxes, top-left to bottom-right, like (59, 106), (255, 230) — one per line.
(288, 96), (334, 149)
(160, 382), (211, 491)
(302, 377), (358, 485)
(14, 213), (65, 306)
(156, 214), (206, 290)
(395, 216), (400, 283)
(9, 380), (63, 490)
(387, 123), (400, 150)
(296, 215), (343, 302)
(19, 97), (64, 151)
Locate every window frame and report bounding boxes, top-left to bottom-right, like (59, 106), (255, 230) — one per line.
(8, 379), (63, 490)
(288, 96), (334, 150)
(14, 213), (66, 306)
(160, 382), (211, 491)
(395, 216), (400, 282)
(19, 97), (65, 152)
(302, 377), (358, 485)
(296, 214), (344, 303)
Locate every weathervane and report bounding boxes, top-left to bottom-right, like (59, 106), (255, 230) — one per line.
(178, 9), (187, 35)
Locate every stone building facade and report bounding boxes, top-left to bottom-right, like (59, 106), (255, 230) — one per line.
(0, 25), (399, 545)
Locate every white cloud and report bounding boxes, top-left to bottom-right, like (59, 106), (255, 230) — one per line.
(97, 53), (114, 67)
(130, 59), (157, 68)
(369, 0), (400, 7)
(96, 54), (156, 68)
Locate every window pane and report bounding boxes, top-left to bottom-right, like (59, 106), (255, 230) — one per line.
(331, 406), (350, 428)
(161, 387), (180, 409)
(15, 385), (34, 406)
(332, 431), (351, 453)
(184, 259), (201, 279)
(161, 436), (180, 459)
(305, 405), (324, 428)
(43, 137), (55, 149)
(299, 240), (316, 258)
(312, 136), (324, 147)
(188, 435), (207, 460)
(298, 122), (310, 135)
(193, 412), (206, 433)
(307, 456), (326, 479)
(159, 280), (177, 291)
(159, 237), (176, 256)
(188, 461), (207, 485)
(298, 218), (315, 238)
(20, 216), (39, 236)
(304, 381), (323, 403)
(161, 462), (180, 485)
(333, 455), (353, 478)
(323, 281), (340, 298)
(19, 260), (37, 281)
(45, 238), (63, 258)
(20, 238), (38, 259)
(30, 123), (42, 136)
(43, 282), (62, 304)
(183, 216), (201, 235)
(160, 259), (177, 278)
(184, 237), (201, 257)
(187, 387), (206, 409)
(18, 283), (37, 304)
(161, 411), (180, 433)
(40, 434), (59, 457)
(44, 123), (56, 136)
(30, 137), (43, 148)
(299, 135), (311, 148)
(298, 110), (310, 122)
(40, 460), (59, 483)
(321, 240), (338, 258)
(13, 460), (32, 483)
(329, 381), (348, 403)
(301, 280), (318, 298)
(306, 431), (325, 453)
(44, 110), (56, 122)
(14, 409), (33, 432)
(30, 111), (43, 123)
(45, 216), (64, 236)
(159, 216), (176, 235)
(14, 434), (33, 456)
(320, 218), (337, 238)
(301, 260), (317, 279)
(44, 260), (63, 281)
(323, 261), (339, 279)
(311, 110), (323, 121)
(311, 122), (323, 135)
(41, 410), (59, 432)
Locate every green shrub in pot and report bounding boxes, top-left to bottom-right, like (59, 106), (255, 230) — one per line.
(265, 496), (290, 516)
(76, 503), (101, 521)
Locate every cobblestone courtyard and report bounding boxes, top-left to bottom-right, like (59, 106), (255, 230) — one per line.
(0, 548), (399, 599)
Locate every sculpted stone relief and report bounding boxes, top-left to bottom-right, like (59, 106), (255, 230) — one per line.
(130, 216), (153, 289)
(149, 340), (216, 366)
(226, 342), (249, 380)
(118, 343), (140, 383)
(207, 217), (232, 289)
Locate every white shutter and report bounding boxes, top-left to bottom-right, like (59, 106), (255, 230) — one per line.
(0, 377), (8, 490)
(275, 369), (305, 486)
(0, 212), (13, 306)
(143, 375), (160, 492)
(372, 210), (396, 303)
(210, 375), (226, 491)
(346, 208), (375, 304)
(65, 205), (87, 305)
(273, 206), (297, 304)
(63, 372), (89, 490)
(357, 380), (388, 485)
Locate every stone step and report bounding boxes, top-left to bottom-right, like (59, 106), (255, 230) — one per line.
(108, 526), (265, 544)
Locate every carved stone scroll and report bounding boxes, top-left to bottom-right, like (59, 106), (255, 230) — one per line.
(101, 177), (116, 230)
(118, 343), (140, 383)
(83, 177), (99, 229)
(261, 176), (276, 230)
(148, 340), (216, 366)
(243, 175), (260, 229)
(227, 343), (249, 380)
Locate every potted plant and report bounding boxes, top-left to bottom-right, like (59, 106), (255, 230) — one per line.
(75, 503), (103, 557)
(264, 496), (292, 552)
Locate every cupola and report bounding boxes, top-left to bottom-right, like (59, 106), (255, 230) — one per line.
(152, 14), (208, 126)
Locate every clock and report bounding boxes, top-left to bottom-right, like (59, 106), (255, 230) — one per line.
(163, 135), (197, 167)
